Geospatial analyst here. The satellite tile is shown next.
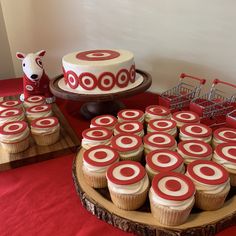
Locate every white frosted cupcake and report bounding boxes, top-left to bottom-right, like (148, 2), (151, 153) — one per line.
(90, 115), (117, 130)
(82, 145), (119, 188)
(82, 127), (113, 150)
(111, 133), (143, 162)
(143, 132), (177, 154)
(147, 119), (177, 137)
(212, 127), (236, 148)
(0, 100), (22, 111)
(26, 104), (53, 122)
(145, 150), (185, 180)
(179, 123), (212, 143)
(145, 105), (171, 123)
(24, 95), (46, 108)
(114, 121), (144, 137)
(149, 172), (195, 226)
(186, 160), (230, 210)
(0, 108), (25, 126)
(31, 116), (60, 146)
(177, 140), (212, 165)
(0, 121), (30, 153)
(213, 143), (236, 186)
(171, 111), (200, 129)
(106, 160), (149, 210)
(117, 109), (144, 123)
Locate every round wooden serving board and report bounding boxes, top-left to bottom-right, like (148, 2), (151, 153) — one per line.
(72, 148), (236, 236)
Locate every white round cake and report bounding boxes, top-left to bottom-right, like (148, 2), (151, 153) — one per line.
(60, 49), (143, 94)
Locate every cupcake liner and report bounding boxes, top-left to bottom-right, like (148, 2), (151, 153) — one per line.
(32, 129), (60, 146)
(108, 186), (148, 210)
(229, 173), (236, 186)
(149, 190), (194, 226)
(195, 183), (230, 210)
(1, 137), (30, 153)
(119, 150), (143, 162)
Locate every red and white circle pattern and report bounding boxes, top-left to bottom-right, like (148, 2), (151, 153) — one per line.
(25, 96), (45, 103)
(82, 127), (112, 141)
(129, 65), (136, 83)
(0, 108), (22, 117)
(149, 119), (176, 131)
(172, 111), (200, 123)
(27, 104), (51, 113)
(215, 143), (236, 163)
(32, 117), (58, 128)
(214, 128), (236, 142)
(76, 50), (120, 61)
(146, 105), (170, 116)
(91, 115), (117, 127)
(0, 121), (27, 135)
(144, 132), (175, 148)
(181, 124), (211, 138)
(67, 71), (79, 89)
(79, 73), (97, 90)
(118, 109), (144, 121)
(1, 100), (20, 107)
(98, 72), (116, 91)
(115, 121), (143, 133)
(116, 69), (130, 88)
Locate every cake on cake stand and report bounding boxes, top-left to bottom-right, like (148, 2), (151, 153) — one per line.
(50, 69), (152, 119)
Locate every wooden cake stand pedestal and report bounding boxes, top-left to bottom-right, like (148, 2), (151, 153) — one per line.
(50, 70), (152, 119)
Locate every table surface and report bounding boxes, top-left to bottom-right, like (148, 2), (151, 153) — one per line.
(0, 78), (235, 236)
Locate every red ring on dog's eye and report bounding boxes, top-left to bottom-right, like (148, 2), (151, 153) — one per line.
(36, 58), (43, 68)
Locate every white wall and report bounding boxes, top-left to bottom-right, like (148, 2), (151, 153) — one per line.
(2, 0), (236, 93)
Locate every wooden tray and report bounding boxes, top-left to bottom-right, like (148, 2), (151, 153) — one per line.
(0, 96), (80, 171)
(72, 148), (236, 236)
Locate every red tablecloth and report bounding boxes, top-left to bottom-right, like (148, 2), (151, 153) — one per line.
(0, 78), (235, 236)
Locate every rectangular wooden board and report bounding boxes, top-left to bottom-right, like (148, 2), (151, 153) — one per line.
(0, 96), (80, 171)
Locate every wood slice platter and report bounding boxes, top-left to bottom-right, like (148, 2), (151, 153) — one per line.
(72, 148), (236, 236)
(0, 95), (80, 171)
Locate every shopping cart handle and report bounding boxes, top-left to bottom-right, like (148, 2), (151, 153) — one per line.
(213, 79), (236, 88)
(180, 73), (206, 85)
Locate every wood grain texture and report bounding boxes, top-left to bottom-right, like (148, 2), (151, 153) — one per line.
(0, 96), (80, 171)
(72, 148), (236, 236)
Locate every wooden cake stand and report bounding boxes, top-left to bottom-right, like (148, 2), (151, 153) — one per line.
(72, 148), (236, 236)
(50, 69), (152, 119)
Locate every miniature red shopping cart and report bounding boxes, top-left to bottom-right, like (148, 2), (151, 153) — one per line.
(159, 73), (206, 111)
(190, 79), (236, 127)
(226, 109), (236, 128)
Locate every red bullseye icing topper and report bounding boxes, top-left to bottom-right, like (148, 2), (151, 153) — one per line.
(117, 109), (144, 121)
(143, 132), (176, 148)
(82, 127), (113, 141)
(27, 104), (52, 113)
(0, 100), (21, 109)
(187, 160), (229, 185)
(111, 133), (142, 152)
(76, 50), (120, 61)
(115, 121), (143, 134)
(25, 95), (45, 103)
(0, 108), (23, 118)
(152, 172), (195, 201)
(215, 143), (236, 164)
(180, 123), (212, 138)
(0, 121), (27, 135)
(83, 145), (119, 167)
(145, 105), (171, 117)
(213, 127), (236, 143)
(178, 140), (212, 158)
(106, 160), (146, 185)
(146, 150), (183, 172)
(31, 117), (58, 128)
(91, 115), (117, 128)
(172, 111), (200, 124)
(149, 119), (176, 132)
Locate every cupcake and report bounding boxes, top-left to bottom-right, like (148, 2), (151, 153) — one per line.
(145, 150), (185, 180)
(117, 109), (144, 123)
(179, 123), (212, 143)
(23, 95), (46, 108)
(31, 116), (60, 146)
(26, 104), (53, 122)
(177, 140), (212, 165)
(0, 121), (30, 153)
(90, 115), (117, 130)
(0, 108), (25, 126)
(171, 111), (200, 129)
(82, 145), (119, 188)
(186, 160), (230, 210)
(145, 105), (171, 123)
(82, 127), (113, 150)
(114, 121), (144, 137)
(111, 133), (143, 162)
(147, 119), (177, 137)
(149, 172), (195, 226)
(213, 143), (236, 186)
(106, 160), (149, 210)
(212, 127), (236, 148)
(143, 132), (177, 154)
(0, 100), (22, 111)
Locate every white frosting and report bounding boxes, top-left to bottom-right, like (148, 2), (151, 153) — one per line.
(107, 174), (149, 194)
(114, 129), (144, 137)
(0, 113), (25, 126)
(213, 152), (236, 172)
(118, 146), (143, 159)
(145, 113), (171, 123)
(81, 138), (111, 148)
(0, 126), (30, 143)
(26, 110), (53, 120)
(31, 124), (60, 135)
(147, 127), (177, 136)
(179, 132), (212, 143)
(118, 116), (144, 124)
(144, 142), (177, 152)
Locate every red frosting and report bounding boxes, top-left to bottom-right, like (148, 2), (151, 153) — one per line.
(117, 109), (144, 121)
(180, 123), (212, 138)
(31, 117), (58, 128)
(115, 121), (143, 134)
(145, 105), (170, 116)
(215, 143), (236, 163)
(213, 127), (236, 142)
(76, 50), (120, 61)
(27, 104), (52, 113)
(91, 115), (117, 127)
(82, 127), (112, 141)
(25, 95), (45, 103)
(0, 100), (21, 108)
(0, 108), (23, 118)
(148, 119), (176, 132)
(0, 121), (27, 135)
(172, 111), (200, 123)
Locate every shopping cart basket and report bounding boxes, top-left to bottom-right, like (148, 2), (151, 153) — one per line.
(159, 73), (206, 111)
(226, 109), (236, 128)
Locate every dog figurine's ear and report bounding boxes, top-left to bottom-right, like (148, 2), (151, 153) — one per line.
(36, 50), (46, 58)
(16, 52), (26, 60)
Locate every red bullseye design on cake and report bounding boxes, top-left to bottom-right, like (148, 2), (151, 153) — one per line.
(116, 69), (130, 88)
(152, 172), (195, 201)
(215, 143), (236, 163)
(31, 117), (58, 128)
(82, 127), (113, 141)
(214, 128), (236, 143)
(107, 160), (146, 185)
(149, 119), (176, 131)
(91, 115), (117, 127)
(76, 50), (120, 61)
(146, 105), (171, 116)
(118, 109), (144, 121)
(83, 145), (119, 167)
(25, 96), (45, 103)
(115, 121), (143, 134)
(0, 108), (22, 117)
(178, 140), (212, 158)
(129, 65), (136, 83)
(0, 100), (21, 108)
(98, 72), (116, 90)
(146, 150), (183, 172)
(172, 111), (200, 123)
(111, 133), (142, 152)
(180, 124), (212, 138)
(79, 73), (97, 90)
(0, 121), (27, 135)
(27, 104), (51, 113)
(66, 70), (79, 89)
(187, 160), (229, 185)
